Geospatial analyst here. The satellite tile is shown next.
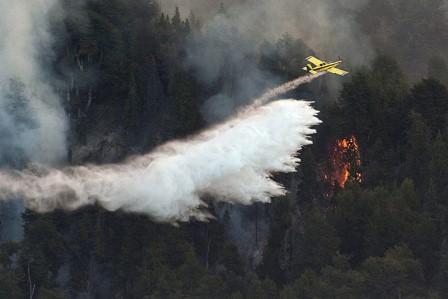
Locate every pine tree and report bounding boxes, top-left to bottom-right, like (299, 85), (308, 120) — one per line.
(411, 79), (448, 134)
(405, 111), (431, 187)
(188, 10), (200, 30)
(428, 55), (448, 87)
(362, 245), (427, 298)
(428, 132), (448, 207)
(125, 69), (142, 141)
(171, 6), (181, 30)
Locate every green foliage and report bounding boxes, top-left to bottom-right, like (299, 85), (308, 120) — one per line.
(405, 111), (431, 187)
(259, 34), (314, 80)
(362, 245), (427, 298)
(411, 79), (448, 135)
(172, 74), (201, 137)
(246, 274), (278, 299)
(0, 242), (20, 269)
(20, 214), (66, 289)
(258, 197), (294, 283)
(428, 56), (448, 87)
(171, 7), (181, 30)
(37, 287), (66, 299)
(292, 247), (429, 298)
(196, 274), (226, 298)
(219, 242), (244, 275)
(338, 55), (409, 184)
(329, 183), (374, 265)
(0, 242), (23, 297)
(428, 132), (448, 206)
(297, 212), (340, 273)
(295, 254), (366, 298)
(0, 269), (23, 298)
(297, 148), (323, 207)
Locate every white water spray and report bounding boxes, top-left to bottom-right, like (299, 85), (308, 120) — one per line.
(252, 72), (324, 108)
(0, 75), (322, 223)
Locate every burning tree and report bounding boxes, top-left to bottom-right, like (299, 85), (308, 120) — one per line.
(322, 135), (362, 193)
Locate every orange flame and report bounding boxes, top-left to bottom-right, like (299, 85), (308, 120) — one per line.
(325, 135), (362, 189)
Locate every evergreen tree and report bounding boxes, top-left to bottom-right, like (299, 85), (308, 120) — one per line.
(171, 6), (181, 30)
(428, 132), (448, 207)
(362, 245), (427, 298)
(329, 183), (374, 265)
(411, 79), (448, 135)
(5, 78), (37, 128)
(296, 212), (340, 273)
(405, 111), (431, 188)
(428, 55), (448, 87)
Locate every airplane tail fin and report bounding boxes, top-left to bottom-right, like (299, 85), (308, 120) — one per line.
(302, 64), (313, 72)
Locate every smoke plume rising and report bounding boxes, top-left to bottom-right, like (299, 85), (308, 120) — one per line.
(0, 0), (67, 165)
(0, 0), (68, 241)
(0, 74), (321, 222)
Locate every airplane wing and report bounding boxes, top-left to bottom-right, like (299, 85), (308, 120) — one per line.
(306, 56), (325, 67)
(327, 67), (349, 76)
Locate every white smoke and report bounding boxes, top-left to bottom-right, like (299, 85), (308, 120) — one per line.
(0, 75), (321, 222)
(0, 0), (67, 164)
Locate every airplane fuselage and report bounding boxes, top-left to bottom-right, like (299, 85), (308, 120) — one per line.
(304, 60), (342, 73)
(302, 56), (348, 76)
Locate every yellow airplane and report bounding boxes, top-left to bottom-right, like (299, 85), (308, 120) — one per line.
(302, 56), (348, 76)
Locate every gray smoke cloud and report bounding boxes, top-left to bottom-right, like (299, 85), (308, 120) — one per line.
(187, 12), (281, 124)
(166, 0), (372, 123)
(161, 0), (372, 64)
(0, 0), (68, 242)
(0, 0), (67, 165)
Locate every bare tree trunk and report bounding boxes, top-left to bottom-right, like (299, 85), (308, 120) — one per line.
(65, 39), (71, 60)
(205, 235), (211, 271)
(98, 51), (104, 69)
(85, 84), (94, 112)
(255, 205), (258, 248)
(28, 260), (36, 299)
(87, 256), (97, 299)
(0, 202), (4, 243)
(75, 50), (84, 71)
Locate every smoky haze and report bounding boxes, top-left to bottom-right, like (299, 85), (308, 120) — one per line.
(0, 0), (67, 165)
(0, 0), (67, 242)
(161, 0), (372, 64)
(168, 0), (372, 124)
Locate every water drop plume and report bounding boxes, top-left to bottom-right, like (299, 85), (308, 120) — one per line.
(0, 76), (322, 223)
(252, 72), (324, 108)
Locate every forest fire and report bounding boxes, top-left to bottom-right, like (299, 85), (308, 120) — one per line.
(324, 135), (362, 190)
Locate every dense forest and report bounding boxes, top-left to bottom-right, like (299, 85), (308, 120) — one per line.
(1, 0), (448, 298)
